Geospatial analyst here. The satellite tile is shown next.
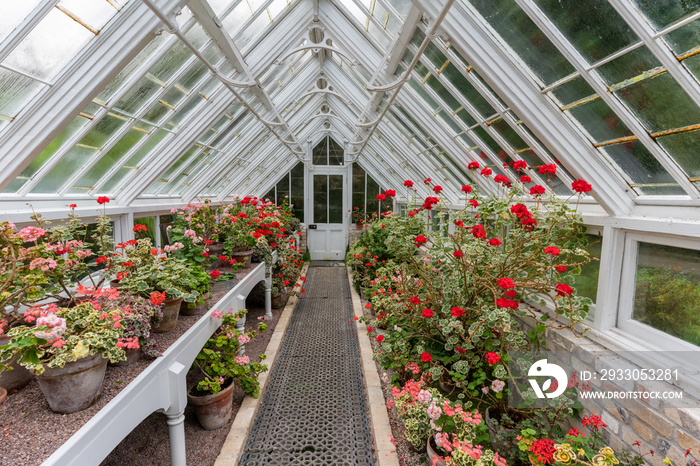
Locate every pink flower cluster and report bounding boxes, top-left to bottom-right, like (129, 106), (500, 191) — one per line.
(234, 355), (250, 365)
(16, 226), (46, 242)
(33, 314), (66, 341)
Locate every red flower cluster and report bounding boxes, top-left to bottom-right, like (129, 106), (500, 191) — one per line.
(520, 175), (532, 183)
(424, 178), (431, 185)
(497, 277), (515, 289)
(422, 308), (433, 318)
(496, 297), (519, 310)
(433, 185), (443, 194)
(376, 335), (384, 342)
(530, 185), (546, 197)
(421, 352), (432, 362)
(422, 196), (439, 210)
(538, 163), (557, 175)
(385, 189), (396, 197)
(454, 220), (464, 227)
(484, 352), (500, 365)
(494, 174), (511, 187)
(470, 224), (486, 239)
(544, 246), (560, 256)
(453, 250), (462, 258)
(556, 265), (567, 272)
(133, 224), (148, 232)
(150, 291), (166, 306)
(410, 296), (420, 304)
(377, 194), (386, 201)
(530, 438), (556, 464)
(97, 196), (110, 205)
(582, 415), (607, 429)
(461, 185), (472, 193)
(480, 167), (492, 176)
(555, 283), (574, 296)
(468, 162), (479, 170)
(210, 270), (221, 279)
(414, 235), (428, 248)
(572, 179), (592, 193)
(510, 203), (537, 230)
(487, 238), (502, 246)
(69, 203), (77, 208)
(451, 306), (465, 317)
(469, 199), (479, 208)
(512, 160), (527, 170)
(404, 180), (414, 187)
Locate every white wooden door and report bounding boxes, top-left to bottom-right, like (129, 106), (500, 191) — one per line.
(307, 169), (348, 260)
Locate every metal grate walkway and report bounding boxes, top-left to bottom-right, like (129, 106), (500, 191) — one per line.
(239, 266), (374, 465)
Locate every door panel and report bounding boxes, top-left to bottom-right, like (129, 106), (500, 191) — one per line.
(308, 173), (346, 260)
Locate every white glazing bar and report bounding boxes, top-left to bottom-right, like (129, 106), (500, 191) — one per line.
(514, 0), (700, 199)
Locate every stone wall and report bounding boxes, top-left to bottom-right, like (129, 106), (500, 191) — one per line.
(518, 315), (700, 464)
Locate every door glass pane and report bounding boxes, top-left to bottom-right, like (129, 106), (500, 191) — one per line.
(329, 175), (343, 223)
(328, 138), (344, 165)
(312, 136), (328, 165)
(633, 242), (700, 346)
(313, 175), (328, 223)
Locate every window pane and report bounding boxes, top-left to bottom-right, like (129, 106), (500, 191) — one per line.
(0, 68), (45, 118)
(312, 136), (328, 165)
(313, 174), (328, 223)
(469, 0), (576, 85)
(290, 161), (304, 220)
(601, 141), (684, 195)
(31, 145), (97, 193)
(0, 0), (42, 43)
(633, 242), (700, 346)
(574, 233), (602, 306)
(73, 128), (147, 189)
(329, 175), (343, 223)
(632, 0), (700, 31)
(3, 7), (93, 81)
(328, 137), (344, 165)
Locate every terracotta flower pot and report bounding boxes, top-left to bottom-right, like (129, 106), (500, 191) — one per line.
(109, 279), (122, 289)
(427, 437), (448, 466)
(206, 242), (225, 267)
(188, 379), (235, 430)
(211, 278), (237, 293)
(36, 353), (107, 413)
(0, 335), (34, 393)
(355, 222), (363, 230)
(152, 297), (183, 333)
(271, 292), (284, 309)
(231, 250), (253, 269)
(108, 347), (142, 367)
(0, 386), (7, 406)
(180, 300), (207, 316)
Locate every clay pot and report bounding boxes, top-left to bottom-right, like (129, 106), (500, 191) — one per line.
(484, 406), (513, 456)
(180, 300), (207, 316)
(427, 437), (447, 466)
(36, 353), (107, 413)
(108, 347), (142, 367)
(231, 250), (253, 269)
(355, 222), (363, 230)
(109, 279), (122, 289)
(0, 387), (6, 406)
(152, 297), (183, 333)
(188, 379), (235, 430)
(0, 335), (34, 393)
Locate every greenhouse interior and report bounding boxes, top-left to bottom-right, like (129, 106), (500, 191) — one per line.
(1, 0), (700, 465)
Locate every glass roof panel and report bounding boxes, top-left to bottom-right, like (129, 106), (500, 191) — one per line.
(0, 1), (42, 43)
(632, 0), (700, 31)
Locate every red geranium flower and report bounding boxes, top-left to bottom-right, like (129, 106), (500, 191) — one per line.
(544, 246), (560, 256)
(133, 224), (148, 232)
(451, 307), (465, 317)
(424, 178), (431, 184)
(469, 199), (479, 208)
(410, 296), (420, 304)
(468, 162), (479, 170)
(377, 194), (386, 201)
(404, 180), (414, 187)
(531, 438), (556, 464)
(150, 291), (166, 306)
(97, 196), (110, 204)
(496, 297), (519, 310)
(487, 238), (502, 246)
(555, 283), (574, 296)
(494, 174), (510, 186)
(414, 235), (428, 247)
(512, 160), (527, 170)
(480, 168), (492, 176)
(421, 352), (432, 362)
(461, 185), (472, 193)
(485, 352), (500, 365)
(385, 189), (396, 197)
(454, 220), (464, 227)
(453, 250), (462, 258)
(422, 308), (433, 318)
(210, 270), (222, 279)
(69, 203), (77, 208)
(538, 163), (557, 175)
(471, 224), (486, 239)
(497, 277), (515, 289)
(572, 180), (592, 193)
(520, 175), (532, 183)
(556, 265), (567, 272)
(582, 415), (607, 429)
(530, 185), (546, 197)
(367, 326), (373, 333)
(376, 335), (384, 342)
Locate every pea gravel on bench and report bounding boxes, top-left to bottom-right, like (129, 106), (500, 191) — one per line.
(239, 266), (374, 465)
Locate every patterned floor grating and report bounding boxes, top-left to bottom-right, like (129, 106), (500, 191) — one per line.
(239, 266), (374, 465)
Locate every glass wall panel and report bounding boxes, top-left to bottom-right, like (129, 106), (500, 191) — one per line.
(329, 175), (343, 223)
(633, 242), (700, 346)
(313, 174), (328, 223)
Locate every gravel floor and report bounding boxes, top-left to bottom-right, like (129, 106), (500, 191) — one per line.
(0, 264), (292, 466)
(360, 291), (430, 466)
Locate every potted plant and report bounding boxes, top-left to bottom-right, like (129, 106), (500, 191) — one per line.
(188, 309), (268, 429)
(84, 286), (163, 366)
(0, 298), (127, 413)
(208, 269), (239, 293)
(113, 238), (202, 332)
(224, 230), (256, 269)
(353, 206), (368, 229)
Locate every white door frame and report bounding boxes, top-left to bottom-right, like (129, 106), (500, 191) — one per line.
(304, 136), (352, 260)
